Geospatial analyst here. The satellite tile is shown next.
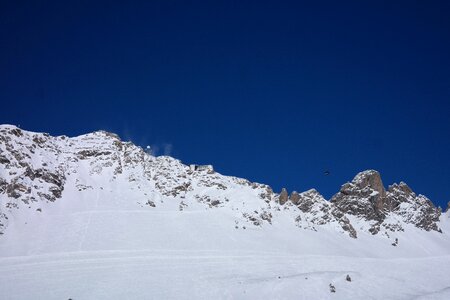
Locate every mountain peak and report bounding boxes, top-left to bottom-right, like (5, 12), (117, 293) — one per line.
(88, 130), (121, 140)
(330, 170), (441, 234)
(351, 170), (386, 197)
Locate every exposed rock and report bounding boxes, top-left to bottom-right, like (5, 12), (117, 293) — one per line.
(331, 171), (441, 233)
(6, 183), (28, 199)
(278, 188), (288, 205)
(387, 183), (440, 232)
(10, 128), (23, 137)
(295, 189), (357, 238)
(331, 170), (387, 223)
(0, 155), (10, 165)
(297, 189), (323, 213)
(258, 186), (274, 202)
(178, 201), (188, 211)
(49, 186), (63, 198)
(0, 211), (8, 234)
(210, 200), (221, 207)
(243, 210), (273, 226)
(260, 211), (273, 225)
(392, 238), (398, 246)
(330, 208), (358, 239)
(77, 150), (112, 159)
(146, 200), (156, 207)
(0, 178), (7, 194)
(289, 191), (300, 204)
(386, 182), (413, 211)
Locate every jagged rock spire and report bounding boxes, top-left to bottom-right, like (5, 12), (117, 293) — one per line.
(278, 188), (288, 205)
(289, 191), (300, 205)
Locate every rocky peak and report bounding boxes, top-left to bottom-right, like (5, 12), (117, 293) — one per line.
(93, 130), (121, 140)
(331, 170), (388, 224)
(296, 189), (325, 213)
(388, 181), (414, 196)
(331, 170), (441, 233)
(386, 182), (416, 211)
(352, 170), (386, 198)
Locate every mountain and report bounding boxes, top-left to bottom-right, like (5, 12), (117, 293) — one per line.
(1, 124), (450, 300)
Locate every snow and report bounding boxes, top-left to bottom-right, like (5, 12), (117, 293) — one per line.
(1, 250), (450, 299)
(1, 125), (450, 299)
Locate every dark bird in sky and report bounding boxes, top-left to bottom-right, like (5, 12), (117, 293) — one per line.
(324, 171), (330, 176)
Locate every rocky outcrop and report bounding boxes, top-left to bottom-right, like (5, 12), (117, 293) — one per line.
(289, 191), (300, 204)
(278, 188), (288, 205)
(294, 189), (357, 238)
(331, 170), (441, 233)
(330, 170), (387, 223)
(387, 182), (440, 231)
(296, 189), (324, 213)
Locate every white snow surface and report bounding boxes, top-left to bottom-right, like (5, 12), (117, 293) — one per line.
(1, 125), (450, 299)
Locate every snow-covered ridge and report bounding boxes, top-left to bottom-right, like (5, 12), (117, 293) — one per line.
(0, 125), (446, 242)
(2, 125), (450, 299)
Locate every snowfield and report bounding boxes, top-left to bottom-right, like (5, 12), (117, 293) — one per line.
(1, 125), (450, 299)
(2, 250), (450, 300)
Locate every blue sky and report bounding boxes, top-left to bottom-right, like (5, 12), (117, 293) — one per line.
(1, 1), (449, 208)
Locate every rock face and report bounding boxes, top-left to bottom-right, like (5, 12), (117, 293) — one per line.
(289, 191), (300, 204)
(297, 189), (326, 213)
(0, 125), (443, 238)
(294, 189), (357, 238)
(331, 170), (441, 234)
(331, 170), (387, 223)
(387, 182), (441, 232)
(278, 188), (288, 205)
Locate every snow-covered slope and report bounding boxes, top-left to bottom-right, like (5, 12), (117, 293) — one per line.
(1, 125), (450, 299)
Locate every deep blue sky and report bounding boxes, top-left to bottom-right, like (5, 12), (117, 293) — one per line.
(1, 1), (449, 208)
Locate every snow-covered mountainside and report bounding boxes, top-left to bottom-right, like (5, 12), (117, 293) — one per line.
(1, 124), (450, 300)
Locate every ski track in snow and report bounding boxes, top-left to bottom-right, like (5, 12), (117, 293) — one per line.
(78, 189), (99, 251)
(412, 287), (450, 300)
